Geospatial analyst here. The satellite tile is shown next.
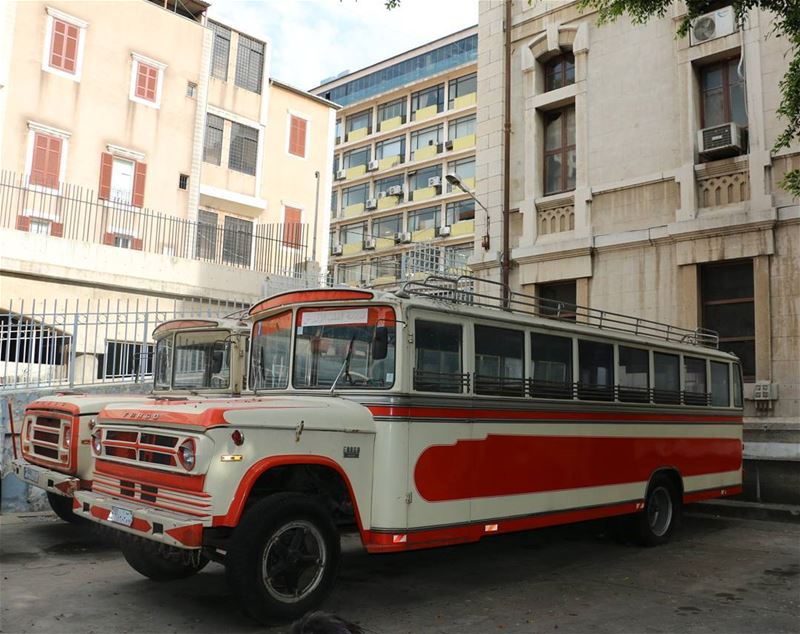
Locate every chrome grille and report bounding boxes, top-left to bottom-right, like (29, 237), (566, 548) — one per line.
(101, 428), (180, 468)
(26, 413), (72, 467)
(92, 472), (212, 518)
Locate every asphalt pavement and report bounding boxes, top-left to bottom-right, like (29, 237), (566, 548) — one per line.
(1, 510), (798, 633)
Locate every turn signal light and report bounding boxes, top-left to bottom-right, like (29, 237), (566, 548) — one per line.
(231, 430), (244, 446)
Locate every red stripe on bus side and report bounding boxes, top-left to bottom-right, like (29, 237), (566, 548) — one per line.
(414, 435), (742, 502)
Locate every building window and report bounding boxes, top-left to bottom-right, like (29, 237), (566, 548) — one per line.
(235, 33), (264, 94)
(343, 146), (370, 170)
(411, 83), (444, 120)
(701, 260), (755, 380)
(448, 72), (477, 109)
(410, 124), (442, 160)
(43, 9), (87, 80)
(100, 341), (154, 379)
(337, 262), (363, 284)
(222, 215), (253, 266)
(700, 59), (747, 128)
(543, 106), (576, 195)
(409, 206), (439, 232)
(288, 115), (308, 158)
(178, 173), (189, 190)
(342, 183), (369, 209)
(335, 119), (342, 144)
(445, 244), (472, 270)
(203, 114), (224, 165)
(378, 97), (406, 126)
(210, 21), (231, 81)
(446, 157), (475, 192)
(129, 54), (165, 108)
(229, 122), (258, 176)
(372, 214), (401, 239)
(409, 165), (441, 192)
(346, 110), (372, 140)
(538, 280), (576, 320)
(544, 52), (575, 92)
(371, 255), (401, 281)
(98, 151), (146, 207)
(445, 199), (475, 225)
(375, 136), (405, 164)
(340, 222), (365, 245)
(186, 81), (197, 98)
(283, 205), (302, 247)
(375, 174), (404, 196)
(29, 132), (63, 189)
(196, 210), (218, 260)
(331, 190), (338, 216)
(448, 114), (476, 141)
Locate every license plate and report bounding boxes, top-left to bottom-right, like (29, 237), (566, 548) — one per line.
(23, 466), (39, 485)
(108, 506), (134, 527)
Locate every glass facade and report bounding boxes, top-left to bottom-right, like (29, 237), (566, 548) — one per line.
(319, 35), (478, 107)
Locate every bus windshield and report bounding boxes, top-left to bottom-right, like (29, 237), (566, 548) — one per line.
(154, 330), (232, 391)
(293, 306), (396, 389)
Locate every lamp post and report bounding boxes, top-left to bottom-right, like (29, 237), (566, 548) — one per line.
(445, 173), (490, 251)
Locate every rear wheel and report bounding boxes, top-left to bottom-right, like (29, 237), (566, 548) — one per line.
(225, 492), (341, 624)
(120, 540), (208, 581)
(636, 475), (681, 546)
(47, 492), (85, 524)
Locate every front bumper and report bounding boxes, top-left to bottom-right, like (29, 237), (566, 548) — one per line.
(73, 490), (205, 549)
(12, 459), (80, 496)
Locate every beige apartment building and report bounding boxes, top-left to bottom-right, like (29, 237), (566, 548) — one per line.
(313, 27), (478, 287)
(476, 2), (798, 500)
(0, 0), (336, 385)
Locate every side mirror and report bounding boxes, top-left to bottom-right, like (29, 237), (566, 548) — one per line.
(372, 326), (388, 361)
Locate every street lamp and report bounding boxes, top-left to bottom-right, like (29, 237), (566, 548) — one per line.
(445, 173), (490, 251)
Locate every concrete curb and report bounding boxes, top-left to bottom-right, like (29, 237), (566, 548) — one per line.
(687, 498), (800, 524)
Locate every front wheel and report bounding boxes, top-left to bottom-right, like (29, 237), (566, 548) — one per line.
(635, 475), (681, 546)
(225, 492), (341, 624)
(47, 492), (85, 524)
(120, 540), (208, 581)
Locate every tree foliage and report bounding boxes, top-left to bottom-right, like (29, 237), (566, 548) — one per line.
(579, 0), (800, 196)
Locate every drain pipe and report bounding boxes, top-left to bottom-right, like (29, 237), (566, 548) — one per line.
(502, 0), (512, 307)
(312, 170), (321, 264)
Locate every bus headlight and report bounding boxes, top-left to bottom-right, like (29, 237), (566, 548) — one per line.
(177, 439), (196, 471)
(91, 430), (102, 456)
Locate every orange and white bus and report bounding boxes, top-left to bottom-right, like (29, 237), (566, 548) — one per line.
(74, 278), (742, 623)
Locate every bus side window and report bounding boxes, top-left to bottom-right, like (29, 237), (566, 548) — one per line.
(733, 364), (743, 408)
(618, 346), (650, 403)
(654, 352), (680, 404)
(530, 332), (573, 399)
(684, 356), (708, 406)
(710, 361), (730, 407)
(578, 340), (614, 401)
(474, 325), (524, 397)
(414, 320), (465, 393)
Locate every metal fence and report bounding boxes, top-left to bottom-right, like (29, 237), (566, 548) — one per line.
(0, 170), (308, 275)
(0, 297), (251, 391)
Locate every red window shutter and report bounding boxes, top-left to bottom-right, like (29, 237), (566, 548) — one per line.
(131, 238), (144, 251)
(50, 19), (79, 73)
(16, 215), (31, 232)
(102, 232), (116, 246)
(132, 161), (147, 207)
(289, 116), (307, 157)
(136, 63), (159, 102)
(283, 206), (302, 246)
(99, 152), (113, 200)
(29, 133), (62, 188)
(50, 221), (64, 237)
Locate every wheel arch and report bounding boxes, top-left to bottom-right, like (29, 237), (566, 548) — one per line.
(647, 466), (684, 503)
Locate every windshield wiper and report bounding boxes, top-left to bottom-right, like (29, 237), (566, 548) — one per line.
(329, 335), (356, 394)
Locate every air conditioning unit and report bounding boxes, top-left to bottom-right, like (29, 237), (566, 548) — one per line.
(377, 191), (388, 199)
(395, 231), (412, 243)
(436, 142), (444, 153)
(363, 237), (377, 250)
(367, 160), (379, 172)
(438, 225), (452, 237)
(387, 185), (403, 196)
(365, 198), (378, 210)
(335, 169), (347, 180)
(690, 7), (737, 45)
(332, 244), (343, 256)
(445, 139), (454, 151)
(428, 176), (442, 188)
(698, 122), (746, 158)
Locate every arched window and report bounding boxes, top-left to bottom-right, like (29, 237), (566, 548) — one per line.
(544, 52), (575, 92)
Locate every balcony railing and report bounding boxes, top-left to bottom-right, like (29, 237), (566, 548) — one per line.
(0, 171), (308, 276)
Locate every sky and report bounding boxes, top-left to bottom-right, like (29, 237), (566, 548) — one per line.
(207, 0), (479, 92)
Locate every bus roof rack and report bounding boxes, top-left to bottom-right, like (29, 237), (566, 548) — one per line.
(397, 275), (719, 349)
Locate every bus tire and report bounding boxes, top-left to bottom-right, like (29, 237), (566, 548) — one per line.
(636, 474), (681, 546)
(225, 492), (341, 624)
(120, 540), (208, 581)
(47, 492), (85, 524)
